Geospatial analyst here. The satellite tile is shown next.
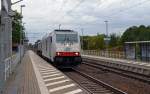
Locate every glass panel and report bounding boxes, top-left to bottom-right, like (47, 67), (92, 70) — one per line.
(56, 34), (78, 43)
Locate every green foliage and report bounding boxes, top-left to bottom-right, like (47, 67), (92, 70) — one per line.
(12, 11), (25, 44)
(109, 33), (121, 48)
(81, 25), (150, 50)
(121, 25), (150, 43)
(81, 34), (105, 50)
(81, 33), (123, 50)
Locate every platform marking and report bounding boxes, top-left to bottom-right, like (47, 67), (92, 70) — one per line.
(40, 69), (57, 72)
(39, 68), (54, 71)
(46, 79), (70, 86)
(41, 71), (59, 75)
(40, 70), (57, 73)
(39, 67), (54, 69)
(138, 63), (148, 65)
(39, 66), (51, 68)
(39, 66), (53, 68)
(40, 68), (55, 71)
(132, 62), (140, 64)
(43, 73), (62, 79)
(146, 64), (150, 66)
(39, 66), (53, 69)
(126, 62), (131, 63)
(29, 52), (49, 94)
(64, 89), (83, 94)
(49, 84), (75, 93)
(44, 76), (65, 82)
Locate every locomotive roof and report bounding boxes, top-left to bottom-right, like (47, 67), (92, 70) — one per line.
(54, 29), (74, 32)
(42, 29), (77, 40)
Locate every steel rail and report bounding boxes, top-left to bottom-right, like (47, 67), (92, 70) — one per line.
(83, 58), (150, 84)
(72, 68), (127, 94)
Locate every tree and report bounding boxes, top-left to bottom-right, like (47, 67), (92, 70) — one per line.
(81, 25), (150, 51)
(121, 25), (150, 43)
(96, 34), (105, 49)
(109, 33), (121, 48)
(81, 34), (105, 50)
(12, 11), (25, 44)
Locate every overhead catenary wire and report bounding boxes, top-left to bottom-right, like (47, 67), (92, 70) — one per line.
(67, 0), (85, 14)
(106, 0), (150, 19)
(29, 0), (150, 43)
(59, 0), (68, 11)
(52, 0), (86, 30)
(25, 32), (48, 42)
(68, 0), (150, 25)
(54, 0), (69, 21)
(58, 0), (86, 20)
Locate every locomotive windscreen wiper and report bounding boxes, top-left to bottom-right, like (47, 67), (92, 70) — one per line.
(64, 34), (70, 42)
(63, 34), (66, 43)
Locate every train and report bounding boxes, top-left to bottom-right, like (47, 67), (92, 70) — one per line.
(36, 29), (82, 68)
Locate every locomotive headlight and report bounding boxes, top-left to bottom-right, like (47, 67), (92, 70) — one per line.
(66, 44), (69, 47)
(75, 52), (79, 55)
(57, 52), (60, 56)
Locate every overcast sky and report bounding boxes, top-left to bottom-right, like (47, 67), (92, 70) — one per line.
(11, 0), (150, 43)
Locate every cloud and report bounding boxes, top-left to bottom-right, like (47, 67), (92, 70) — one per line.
(11, 0), (150, 43)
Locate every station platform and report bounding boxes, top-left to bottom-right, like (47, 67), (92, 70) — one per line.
(82, 55), (150, 76)
(4, 51), (88, 94)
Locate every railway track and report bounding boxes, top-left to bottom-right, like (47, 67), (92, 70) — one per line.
(83, 58), (150, 84)
(74, 59), (150, 94)
(64, 68), (126, 94)
(40, 54), (150, 94)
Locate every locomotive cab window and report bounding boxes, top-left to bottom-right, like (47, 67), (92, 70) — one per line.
(56, 34), (78, 43)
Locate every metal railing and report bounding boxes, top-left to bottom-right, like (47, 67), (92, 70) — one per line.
(0, 47), (24, 92)
(4, 57), (12, 81)
(3, 53), (20, 81)
(82, 50), (150, 63)
(82, 50), (125, 59)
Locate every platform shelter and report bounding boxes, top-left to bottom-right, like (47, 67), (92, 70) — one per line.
(125, 41), (150, 62)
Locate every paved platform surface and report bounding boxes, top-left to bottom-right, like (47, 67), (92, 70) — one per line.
(4, 51), (88, 94)
(82, 55), (150, 75)
(4, 51), (41, 94)
(82, 55), (150, 68)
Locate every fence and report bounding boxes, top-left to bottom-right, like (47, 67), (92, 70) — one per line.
(4, 57), (12, 81)
(0, 46), (24, 92)
(82, 50), (125, 59)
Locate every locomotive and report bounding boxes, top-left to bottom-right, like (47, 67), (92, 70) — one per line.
(38, 29), (82, 68)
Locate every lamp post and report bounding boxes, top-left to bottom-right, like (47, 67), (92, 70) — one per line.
(20, 5), (25, 63)
(20, 5), (25, 15)
(104, 20), (110, 57)
(104, 20), (108, 37)
(81, 28), (84, 51)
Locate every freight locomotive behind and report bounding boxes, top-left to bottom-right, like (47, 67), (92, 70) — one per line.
(39, 29), (82, 68)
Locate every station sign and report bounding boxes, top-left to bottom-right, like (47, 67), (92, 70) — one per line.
(104, 37), (110, 45)
(104, 37), (110, 41)
(24, 39), (29, 42)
